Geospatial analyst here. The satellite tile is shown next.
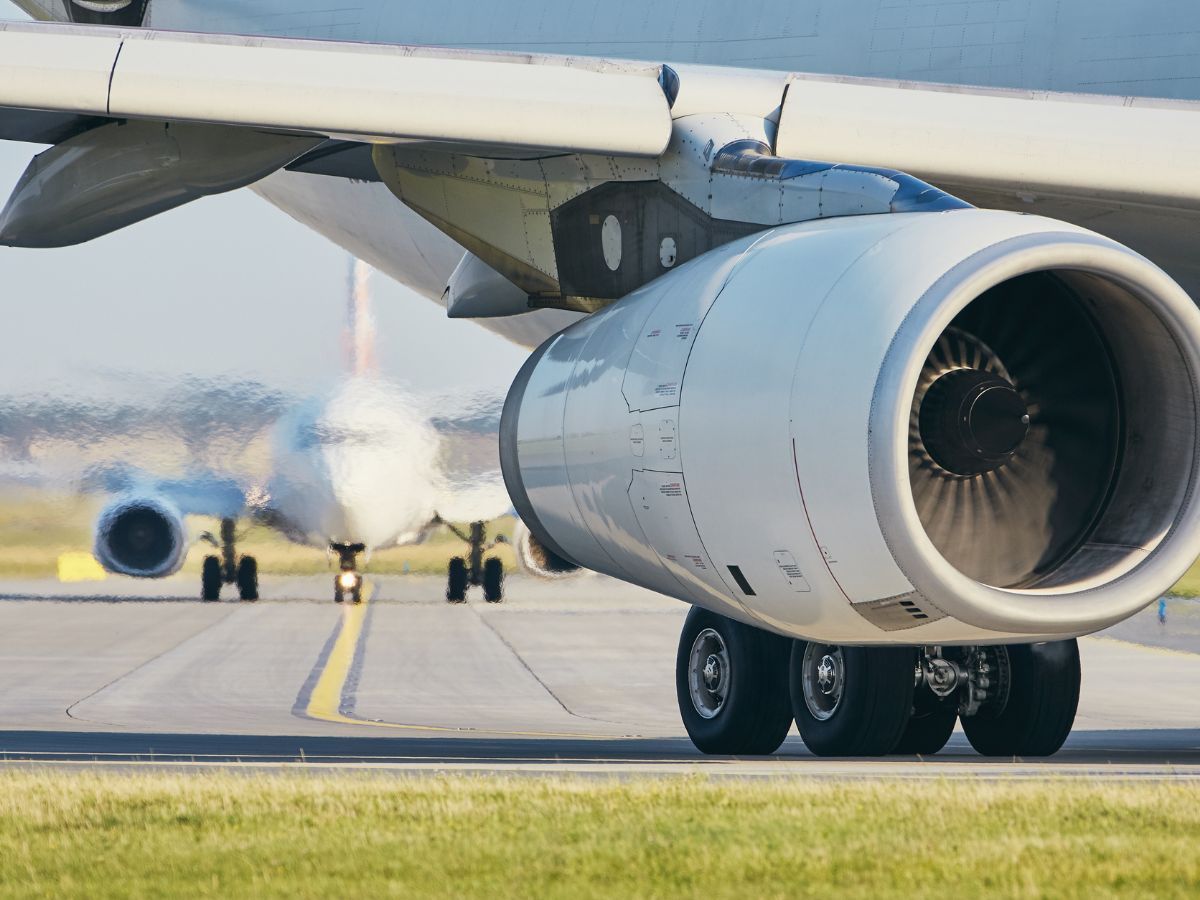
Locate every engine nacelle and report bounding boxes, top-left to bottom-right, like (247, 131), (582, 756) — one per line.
(94, 496), (188, 579)
(501, 209), (1200, 644)
(512, 520), (583, 579)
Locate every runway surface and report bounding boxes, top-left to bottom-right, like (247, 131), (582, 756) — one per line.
(1, 575), (1198, 778)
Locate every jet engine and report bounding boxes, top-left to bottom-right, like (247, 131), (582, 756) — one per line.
(512, 520), (582, 579)
(93, 496), (188, 579)
(501, 209), (1200, 645)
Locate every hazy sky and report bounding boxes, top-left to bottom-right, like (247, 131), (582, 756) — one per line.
(0, 9), (528, 403)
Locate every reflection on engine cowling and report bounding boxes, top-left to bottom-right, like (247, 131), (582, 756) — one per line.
(501, 209), (1200, 645)
(512, 520), (581, 579)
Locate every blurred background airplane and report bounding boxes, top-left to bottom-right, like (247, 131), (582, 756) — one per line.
(5, 258), (519, 603)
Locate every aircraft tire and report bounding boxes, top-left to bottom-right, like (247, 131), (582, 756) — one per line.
(236, 556), (259, 602)
(790, 642), (915, 757)
(201, 556), (222, 602)
(892, 703), (958, 756)
(447, 557), (469, 603)
(482, 557), (504, 603)
(675, 607), (793, 756)
(961, 640), (1080, 758)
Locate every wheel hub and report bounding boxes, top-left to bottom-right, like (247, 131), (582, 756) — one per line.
(702, 654), (723, 691)
(688, 628), (730, 720)
(816, 655), (838, 694)
(802, 644), (844, 722)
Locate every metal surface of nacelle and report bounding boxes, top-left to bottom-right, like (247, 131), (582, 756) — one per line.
(502, 209), (1200, 645)
(94, 495), (188, 579)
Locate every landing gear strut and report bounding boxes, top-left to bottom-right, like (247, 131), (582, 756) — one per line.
(200, 518), (258, 602)
(674, 607), (1082, 758)
(331, 542), (366, 605)
(443, 520), (505, 604)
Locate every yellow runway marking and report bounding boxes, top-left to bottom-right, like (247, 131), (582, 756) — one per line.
(304, 594), (371, 727)
(303, 585), (618, 739)
(57, 552), (107, 583)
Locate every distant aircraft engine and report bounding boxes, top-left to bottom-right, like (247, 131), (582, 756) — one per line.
(94, 496), (188, 579)
(512, 520), (582, 579)
(501, 209), (1200, 644)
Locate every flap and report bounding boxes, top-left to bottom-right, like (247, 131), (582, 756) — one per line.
(0, 20), (673, 157)
(778, 73), (1200, 212)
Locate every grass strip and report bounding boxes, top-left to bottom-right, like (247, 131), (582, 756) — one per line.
(0, 771), (1197, 898)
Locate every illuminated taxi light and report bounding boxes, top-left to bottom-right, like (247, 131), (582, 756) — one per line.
(338, 572), (359, 590)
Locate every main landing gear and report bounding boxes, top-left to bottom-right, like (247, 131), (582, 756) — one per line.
(675, 606), (1081, 758)
(200, 518), (258, 602)
(443, 520), (505, 604)
(331, 542), (366, 604)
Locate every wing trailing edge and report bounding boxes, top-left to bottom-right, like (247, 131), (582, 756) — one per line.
(778, 74), (1200, 212)
(0, 20), (673, 157)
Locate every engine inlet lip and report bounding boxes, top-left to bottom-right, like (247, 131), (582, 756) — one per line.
(869, 230), (1200, 635)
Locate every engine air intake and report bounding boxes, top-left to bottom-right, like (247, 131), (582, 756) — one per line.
(94, 497), (187, 579)
(911, 275), (1122, 588)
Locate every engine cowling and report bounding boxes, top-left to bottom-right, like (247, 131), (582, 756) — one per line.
(512, 520), (583, 579)
(501, 209), (1200, 644)
(94, 496), (188, 579)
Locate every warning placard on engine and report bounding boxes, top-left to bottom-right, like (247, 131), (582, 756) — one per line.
(774, 551), (812, 592)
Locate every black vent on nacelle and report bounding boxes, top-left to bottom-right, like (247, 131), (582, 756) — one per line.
(727, 565), (756, 597)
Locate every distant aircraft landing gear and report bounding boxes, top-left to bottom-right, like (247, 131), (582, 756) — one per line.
(331, 542), (366, 604)
(200, 518), (258, 602)
(444, 521), (505, 604)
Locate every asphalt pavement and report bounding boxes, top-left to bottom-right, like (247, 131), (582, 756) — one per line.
(0, 575), (1196, 778)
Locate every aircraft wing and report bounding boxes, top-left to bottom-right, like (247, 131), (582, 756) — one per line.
(5, 20), (1200, 307)
(83, 463), (248, 518)
(4, 18), (1199, 208)
(777, 74), (1200, 214)
(0, 20), (671, 155)
(773, 74), (1200, 304)
(0, 19), (671, 249)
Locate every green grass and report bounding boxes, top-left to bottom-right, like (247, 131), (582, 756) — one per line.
(0, 772), (1197, 898)
(1170, 559), (1200, 598)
